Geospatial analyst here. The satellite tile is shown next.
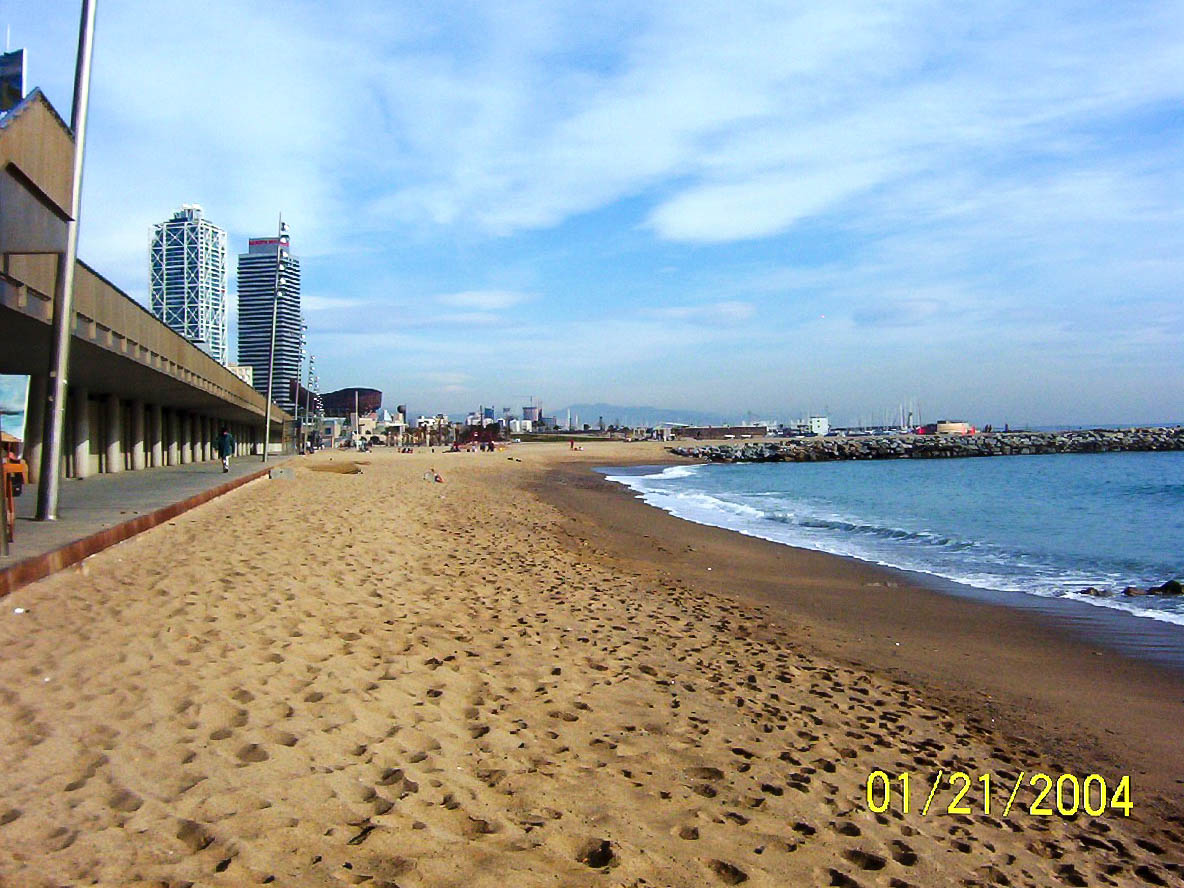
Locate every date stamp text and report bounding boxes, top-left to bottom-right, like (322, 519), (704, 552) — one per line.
(864, 770), (1132, 818)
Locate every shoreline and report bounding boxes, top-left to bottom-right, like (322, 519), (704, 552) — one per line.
(597, 462), (1184, 674)
(2, 442), (1182, 885)
(535, 453), (1184, 823)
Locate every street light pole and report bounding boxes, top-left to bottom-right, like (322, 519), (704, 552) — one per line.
(36, 0), (96, 520)
(294, 322), (307, 452)
(261, 212), (286, 462)
(304, 354), (314, 448)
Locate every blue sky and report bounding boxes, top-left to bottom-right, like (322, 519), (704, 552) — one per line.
(9, 1), (1183, 426)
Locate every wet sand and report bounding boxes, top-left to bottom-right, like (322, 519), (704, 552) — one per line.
(0, 442), (1181, 887)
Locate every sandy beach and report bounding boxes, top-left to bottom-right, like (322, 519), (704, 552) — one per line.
(1, 442), (1181, 887)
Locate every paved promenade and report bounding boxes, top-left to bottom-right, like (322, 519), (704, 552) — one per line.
(2, 456), (287, 594)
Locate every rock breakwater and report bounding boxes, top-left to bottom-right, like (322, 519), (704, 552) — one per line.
(669, 427), (1184, 463)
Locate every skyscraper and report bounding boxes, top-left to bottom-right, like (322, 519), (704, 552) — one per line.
(149, 205), (228, 363)
(237, 223), (302, 414)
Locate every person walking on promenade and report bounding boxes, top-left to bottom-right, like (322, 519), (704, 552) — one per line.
(216, 426), (236, 473)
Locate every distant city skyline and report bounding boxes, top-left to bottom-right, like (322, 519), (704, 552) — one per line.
(9, 1), (1183, 427)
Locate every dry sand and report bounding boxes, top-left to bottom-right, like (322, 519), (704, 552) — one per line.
(0, 442), (1181, 887)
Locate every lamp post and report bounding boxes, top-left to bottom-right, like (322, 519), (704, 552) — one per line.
(304, 354), (315, 450)
(261, 213), (288, 462)
(295, 322), (307, 452)
(36, 0), (96, 520)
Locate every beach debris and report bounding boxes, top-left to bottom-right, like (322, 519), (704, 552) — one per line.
(346, 823), (377, 845)
(12, 607), (26, 614)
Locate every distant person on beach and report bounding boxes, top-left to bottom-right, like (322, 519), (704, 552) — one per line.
(216, 426), (235, 473)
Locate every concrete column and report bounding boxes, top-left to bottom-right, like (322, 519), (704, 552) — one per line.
(131, 399), (146, 470)
(202, 417), (212, 461)
(179, 413), (191, 464)
(150, 403), (163, 468)
(23, 374), (48, 484)
(169, 409), (179, 466)
(72, 387), (90, 479)
(104, 395), (123, 473)
(189, 414), (199, 463)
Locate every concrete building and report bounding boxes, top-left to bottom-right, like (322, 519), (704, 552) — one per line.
(237, 230), (301, 414)
(149, 205), (228, 364)
(0, 89), (288, 484)
(413, 414), (452, 446)
(675, 425), (769, 440)
(809, 415), (830, 436)
(226, 363), (253, 386)
(318, 416), (346, 448)
(321, 387), (381, 417)
(352, 412), (378, 442)
(919, 420), (975, 435)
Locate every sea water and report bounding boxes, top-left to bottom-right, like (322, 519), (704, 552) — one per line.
(603, 451), (1184, 628)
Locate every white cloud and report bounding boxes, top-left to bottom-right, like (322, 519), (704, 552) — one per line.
(435, 290), (533, 310)
(303, 295), (367, 312)
(16, 0), (1183, 423)
(647, 301), (756, 323)
(646, 162), (892, 243)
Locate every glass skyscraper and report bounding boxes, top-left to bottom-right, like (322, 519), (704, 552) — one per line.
(149, 205), (228, 364)
(237, 226), (302, 414)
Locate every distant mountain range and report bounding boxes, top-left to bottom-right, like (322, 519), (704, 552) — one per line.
(555, 403), (734, 428)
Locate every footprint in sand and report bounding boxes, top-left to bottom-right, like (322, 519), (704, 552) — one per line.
(842, 849), (886, 871)
(176, 818), (214, 852)
(236, 744), (269, 763)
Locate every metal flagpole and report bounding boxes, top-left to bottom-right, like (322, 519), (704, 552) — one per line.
(37, 0), (97, 520)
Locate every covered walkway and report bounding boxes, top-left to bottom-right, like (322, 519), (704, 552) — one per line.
(1, 89), (290, 491)
(1, 455), (288, 595)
